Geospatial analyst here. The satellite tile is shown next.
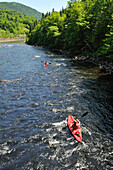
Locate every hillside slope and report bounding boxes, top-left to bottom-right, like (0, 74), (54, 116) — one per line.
(0, 2), (42, 20)
(0, 9), (37, 39)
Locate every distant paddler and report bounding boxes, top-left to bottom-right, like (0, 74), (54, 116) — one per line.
(41, 61), (51, 67)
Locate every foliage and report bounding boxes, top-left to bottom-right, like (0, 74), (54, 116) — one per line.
(100, 25), (113, 59)
(0, 2), (42, 20)
(0, 10), (37, 38)
(27, 11), (66, 49)
(27, 0), (113, 60)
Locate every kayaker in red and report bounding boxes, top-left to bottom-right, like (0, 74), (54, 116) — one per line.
(68, 115), (82, 142)
(70, 119), (80, 130)
(41, 61), (51, 67)
(44, 62), (48, 67)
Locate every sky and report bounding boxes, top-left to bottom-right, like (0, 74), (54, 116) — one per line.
(0, 0), (68, 13)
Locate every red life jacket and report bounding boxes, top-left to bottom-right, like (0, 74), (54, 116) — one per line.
(44, 62), (48, 67)
(72, 120), (80, 129)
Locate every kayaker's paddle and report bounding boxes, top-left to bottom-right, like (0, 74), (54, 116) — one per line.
(41, 61), (51, 64)
(71, 112), (88, 124)
(79, 111), (88, 119)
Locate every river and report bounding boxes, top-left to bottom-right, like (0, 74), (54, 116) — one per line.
(0, 43), (113, 170)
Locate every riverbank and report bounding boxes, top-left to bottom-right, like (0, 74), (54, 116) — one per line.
(0, 36), (26, 43)
(51, 48), (113, 74)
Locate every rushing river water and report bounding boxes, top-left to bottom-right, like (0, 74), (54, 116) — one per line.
(0, 43), (113, 170)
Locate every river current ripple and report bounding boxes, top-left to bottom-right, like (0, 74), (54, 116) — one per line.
(0, 43), (113, 170)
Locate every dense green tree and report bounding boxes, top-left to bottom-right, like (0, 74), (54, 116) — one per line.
(0, 9), (37, 38)
(100, 25), (113, 58)
(26, 0), (113, 59)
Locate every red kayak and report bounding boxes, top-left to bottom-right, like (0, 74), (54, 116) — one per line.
(68, 115), (82, 142)
(44, 62), (48, 67)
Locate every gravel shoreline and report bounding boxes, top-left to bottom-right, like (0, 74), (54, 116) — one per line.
(0, 37), (26, 43)
(52, 49), (113, 74)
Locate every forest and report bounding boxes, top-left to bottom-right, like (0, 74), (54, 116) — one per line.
(0, 2), (42, 20)
(0, 10), (37, 38)
(27, 0), (113, 59)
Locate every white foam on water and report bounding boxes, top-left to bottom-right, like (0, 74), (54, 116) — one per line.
(55, 63), (61, 66)
(34, 55), (40, 58)
(49, 140), (60, 145)
(66, 106), (74, 111)
(82, 126), (92, 136)
(52, 120), (67, 126)
(0, 146), (13, 155)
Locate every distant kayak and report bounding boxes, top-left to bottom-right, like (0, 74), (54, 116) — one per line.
(44, 62), (48, 67)
(41, 61), (51, 67)
(68, 115), (82, 142)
